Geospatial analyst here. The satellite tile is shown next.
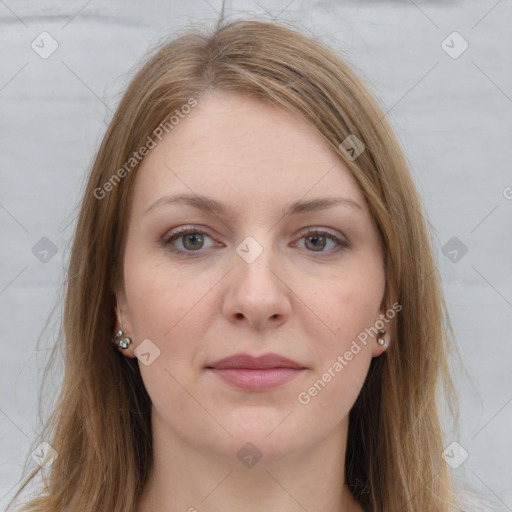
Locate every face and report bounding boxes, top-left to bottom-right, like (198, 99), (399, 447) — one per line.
(115, 90), (389, 466)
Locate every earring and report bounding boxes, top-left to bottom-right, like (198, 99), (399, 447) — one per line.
(113, 329), (132, 349)
(377, 329), (386, 346)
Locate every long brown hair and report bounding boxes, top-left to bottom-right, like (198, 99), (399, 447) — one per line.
(9, 17), (471, 511)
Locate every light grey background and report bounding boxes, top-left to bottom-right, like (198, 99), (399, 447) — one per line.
(1, 0), (511, 510)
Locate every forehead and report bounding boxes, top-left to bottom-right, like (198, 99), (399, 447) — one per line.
(131, 90), (367, 217)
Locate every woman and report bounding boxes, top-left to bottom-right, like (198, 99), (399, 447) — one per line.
(9, 17), (470, 512)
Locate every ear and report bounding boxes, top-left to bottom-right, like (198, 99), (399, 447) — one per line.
(370, 298), (396, 357)
(113, 282), (136, 359)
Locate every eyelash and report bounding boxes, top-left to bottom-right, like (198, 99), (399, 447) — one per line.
(161, 225), (350, 258)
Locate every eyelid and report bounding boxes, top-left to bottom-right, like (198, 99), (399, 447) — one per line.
(295, 226), (349, 244)
(162, 224), (209, 241)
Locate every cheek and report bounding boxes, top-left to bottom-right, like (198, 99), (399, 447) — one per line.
(340, 286), (381, 339)
(123, 260), (210, 407)
(319, 267), (383, 342)
(318, 288), (375, 387)
(123, 246), (196, 336)
(123, 250), (221, 381)
(304, 263), (383, 388)
(125, 273), (179, 338)
(296, 284), (376, 424)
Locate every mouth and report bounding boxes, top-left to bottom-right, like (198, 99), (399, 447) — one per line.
(205, 353), (306, 391)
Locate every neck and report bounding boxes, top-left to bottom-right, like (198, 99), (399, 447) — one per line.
(136, 408), (364, 512)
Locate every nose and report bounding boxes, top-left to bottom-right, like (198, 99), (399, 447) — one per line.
(222, 240), (292, 330)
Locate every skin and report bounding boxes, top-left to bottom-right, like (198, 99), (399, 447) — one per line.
(114, 90), (390, 512)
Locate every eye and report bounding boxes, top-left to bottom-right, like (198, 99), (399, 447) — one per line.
(161, 226), (217, 255)
(161, 226), (350, 257)
(293, 228), (350, 257)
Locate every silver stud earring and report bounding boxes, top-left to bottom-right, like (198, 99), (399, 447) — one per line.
(377, 329), (386, 346)
(113, 329), (132, 349)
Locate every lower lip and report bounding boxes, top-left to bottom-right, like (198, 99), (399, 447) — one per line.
(207, 368), (303, 390)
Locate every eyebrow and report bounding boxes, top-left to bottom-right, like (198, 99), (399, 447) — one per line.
(144, 193), (363, 217)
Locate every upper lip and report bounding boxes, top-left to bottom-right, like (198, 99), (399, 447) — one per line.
(206, 353), (305, 370)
